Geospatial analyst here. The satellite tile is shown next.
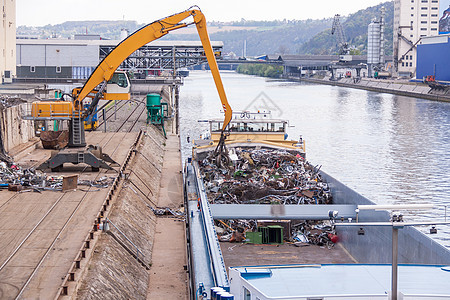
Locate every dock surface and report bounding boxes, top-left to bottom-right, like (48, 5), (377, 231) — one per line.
(0, 131), (138, 299)
(147, 134), (187, 299)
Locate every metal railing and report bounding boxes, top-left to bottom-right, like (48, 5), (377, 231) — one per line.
(101, 218), (148, 268)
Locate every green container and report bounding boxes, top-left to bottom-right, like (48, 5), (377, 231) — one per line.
(146, 93), (161, 107)
(258, 226), (283, 244)
(258, 227), (269, 244)
(245, 231), (262, 244)
(267, 225), (283, 244)
(146, 93), (162, 123)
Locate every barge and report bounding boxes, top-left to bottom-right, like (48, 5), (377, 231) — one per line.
(184, 112), (450, 300)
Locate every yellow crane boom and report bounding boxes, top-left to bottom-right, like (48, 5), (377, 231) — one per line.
(35, 7), (233, 172)
(74, 7), (232, 131)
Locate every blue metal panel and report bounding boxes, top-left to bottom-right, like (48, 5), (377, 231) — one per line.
(185, 164), (215, 298)
(185, 162), (230, 299)
(417, 39), (450, 81)
(192, 161), (229, 289)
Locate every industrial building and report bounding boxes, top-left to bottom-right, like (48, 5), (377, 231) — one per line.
(416, 33), (450, 81)
(0, 0), (16, 83)
(393, 0), (441, 77)
(16, 39), (99, 79)
(16, 39), (223, 79)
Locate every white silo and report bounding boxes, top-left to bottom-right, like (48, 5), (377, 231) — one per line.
(368, 21), (381, 65)
(120, 29), (129, 40)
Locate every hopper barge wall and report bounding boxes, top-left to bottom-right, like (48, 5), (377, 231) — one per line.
(321, 171), (450, 264)
(185, 161), (450, 299)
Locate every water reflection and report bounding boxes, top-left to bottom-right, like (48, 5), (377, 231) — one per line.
(179, 71), (450, 247)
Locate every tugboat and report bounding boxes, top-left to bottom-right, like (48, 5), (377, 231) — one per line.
(193, 111), (305, 160)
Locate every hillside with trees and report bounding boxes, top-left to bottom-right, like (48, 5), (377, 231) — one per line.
(17, 21), (142, 40)
(17, 1), (393, 56)
(299, 1), (394, 55)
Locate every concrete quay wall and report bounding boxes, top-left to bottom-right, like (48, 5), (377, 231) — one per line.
(0, 103), (35, 152)
(294, 77), (450, 102)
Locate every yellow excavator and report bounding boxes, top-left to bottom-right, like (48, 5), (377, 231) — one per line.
(31, 7), (232, 171)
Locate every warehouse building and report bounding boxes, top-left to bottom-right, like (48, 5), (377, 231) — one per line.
(16, 39), (100, 79)
(416, 33), (450, 81)
(393, 0), (441, 77)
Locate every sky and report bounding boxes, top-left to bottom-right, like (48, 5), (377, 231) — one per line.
(17, 0), (387, 27)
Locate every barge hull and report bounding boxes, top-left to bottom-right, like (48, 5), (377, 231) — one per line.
(322, 171), (450, 264)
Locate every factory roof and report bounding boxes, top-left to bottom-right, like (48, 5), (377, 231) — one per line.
(231, 264), (450, 299)
(419, 34), (450, 45)
(16, 39), (224, 48)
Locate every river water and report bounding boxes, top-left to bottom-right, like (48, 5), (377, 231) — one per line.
(179, 70), (450, 248)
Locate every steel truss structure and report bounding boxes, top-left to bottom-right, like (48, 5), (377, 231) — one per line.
(99, 44), (223, 72)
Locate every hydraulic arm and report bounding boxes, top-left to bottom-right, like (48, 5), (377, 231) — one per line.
(37, 7), (233, 171)
(73, 7), (232, 130)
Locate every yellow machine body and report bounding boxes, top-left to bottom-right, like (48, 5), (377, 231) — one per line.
(84, 121), (98, 130)
(31, 101), (73, 119)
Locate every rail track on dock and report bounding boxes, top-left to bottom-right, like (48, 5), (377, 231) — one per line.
(0, 129), (142, 298)
(97, 98), (147, 132)
(0, 186), (95, 299)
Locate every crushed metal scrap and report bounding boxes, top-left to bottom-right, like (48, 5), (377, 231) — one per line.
(215, 219), (338, 248)
(198, 148), (338, 247)
(0, 95), (26, 109)
(151, 206), (184, 218)
(0, 161), (115, 191)
(199, 148), (331, 205)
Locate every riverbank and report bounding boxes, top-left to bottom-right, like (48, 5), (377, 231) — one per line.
(288, 75), (450, 102)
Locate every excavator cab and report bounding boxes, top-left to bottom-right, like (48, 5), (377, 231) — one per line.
(104, 71), (131, 100)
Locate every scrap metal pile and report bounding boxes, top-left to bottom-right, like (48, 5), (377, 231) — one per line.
(199, 148), (338, 247)
(0, 161), (114, 192)
(0, 95), (26, 108)
(216, 219), (338, 248)
(200, 148), (332, 205)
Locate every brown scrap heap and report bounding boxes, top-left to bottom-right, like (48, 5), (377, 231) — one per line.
(198, 148), (338, 247)
(199, 148), (332, 205)
(0, 161), (114, 191)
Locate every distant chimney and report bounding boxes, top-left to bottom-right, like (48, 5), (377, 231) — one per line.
(379, 6), (385, 65)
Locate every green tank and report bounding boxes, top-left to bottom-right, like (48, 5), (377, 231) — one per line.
(146, 93), (162, 121)
(146, 93), (161, 107)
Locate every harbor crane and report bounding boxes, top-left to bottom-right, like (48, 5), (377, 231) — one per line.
(29, 7), (232, 172)
(331, 14), (352, 62)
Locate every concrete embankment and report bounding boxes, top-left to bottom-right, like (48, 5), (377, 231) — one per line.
(76, 127), (165, 299)
(292, 77), (450, 102)
(74, 129), (187, 298)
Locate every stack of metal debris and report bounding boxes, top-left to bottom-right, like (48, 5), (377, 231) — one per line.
(200, 149), (332, 205)
(0, 95), (26, 108)
(215, 219), (337, 248)
(199, 148), (338, 247)
(0, 161), (114, 192)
